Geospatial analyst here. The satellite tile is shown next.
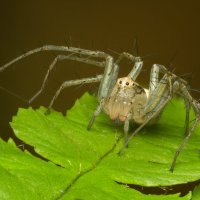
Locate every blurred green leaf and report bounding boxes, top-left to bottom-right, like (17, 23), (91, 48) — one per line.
(193, 184), (200, 200)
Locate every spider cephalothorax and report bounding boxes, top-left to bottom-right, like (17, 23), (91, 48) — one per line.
(1, 46), (200, 172)
(103, 77), (148, 124)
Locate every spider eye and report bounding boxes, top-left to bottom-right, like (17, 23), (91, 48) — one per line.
(119, 81), (122, 84)
(126, 82), (129, 86)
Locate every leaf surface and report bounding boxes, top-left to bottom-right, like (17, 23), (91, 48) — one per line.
(1, 93), (200, 199)
(193, 184), (200, 200)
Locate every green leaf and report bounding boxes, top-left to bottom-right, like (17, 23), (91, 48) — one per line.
(1, 93), (200, 199)
(193, 184), (200, 200)
(0, 138), (71, 200)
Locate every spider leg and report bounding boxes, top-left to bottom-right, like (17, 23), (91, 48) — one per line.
(170, 81), (200, 172)
(116, 52), (138, 64)
(0, 45), (110, 72)
(124, 113), (133, 144)
(119, 74), (173, 155)
(145, 73), (170, 114)
(0, 86), (28, 104)
(89, 62), (119, 129)
(29, 54), (105, 103)
(98, 57), (118, 100)
(150, 64), (181, 97)
(0, 45), (119, 130)
(116, 52), (143, 80)
(149, 64), (171, 94)
(147, 70), (200, 171)
(87, 102), (103, 130)
(118, 92), (172, 155)
(147, 71), (200, 172)
(0, 45), (117, 106)
(149, 64), (160, 94)
(170, 118), (199, 172)
(147, 71), (200, 171)
(128, 61), (143, 81)
(45, 75), (103, 114)
(183, 97), (191, 136)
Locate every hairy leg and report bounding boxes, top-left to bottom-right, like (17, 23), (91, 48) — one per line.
(87, 103), (103, 130)
(29, 54), (105, 103)
(170, 81), (200, 172)
(149, 64), (160, 94)
(118, 90), (172, 155)
(0, 45), (110, 72)
(46, 75), (103, 113)
(90, 63), (120, 129)
(0, 45), (118, 105)
(116, 52), (143, 81)
(123, 113), (133, 144)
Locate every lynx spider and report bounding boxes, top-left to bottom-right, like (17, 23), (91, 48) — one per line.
(1, 45), (200, 172)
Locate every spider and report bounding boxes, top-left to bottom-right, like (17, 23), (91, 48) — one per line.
(0, 45), (200, 172)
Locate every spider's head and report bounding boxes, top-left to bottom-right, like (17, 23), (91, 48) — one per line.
(117, 76), (139, 89)
(117, 77), (137, 88)
(116, 76), (149, 98)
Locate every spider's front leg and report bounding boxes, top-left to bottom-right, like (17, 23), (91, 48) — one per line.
(0, 45), (113, 104)
(88, 53), (145, 132)
(123, 113), (133, 144)
(116, 52), (143, 80)
(87, 59), (119, 130)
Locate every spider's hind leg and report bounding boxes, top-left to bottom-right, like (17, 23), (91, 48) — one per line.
(29, 54), (105, 104)
(45, 75), (103, 114)
(170, 81), (200, 172)
(183, 97), (191, 136)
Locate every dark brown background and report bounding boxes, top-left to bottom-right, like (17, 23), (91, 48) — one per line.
(0, 1), (199, 153)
